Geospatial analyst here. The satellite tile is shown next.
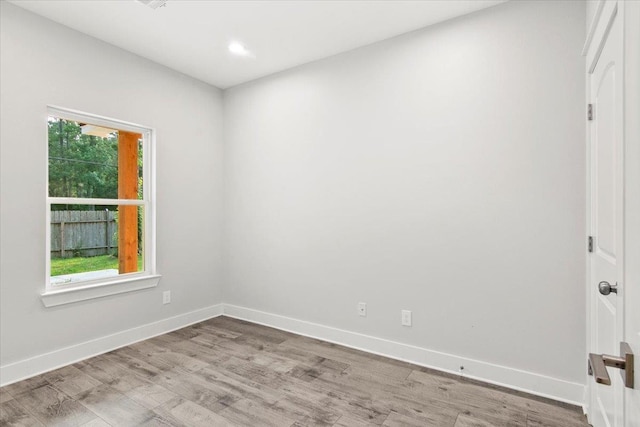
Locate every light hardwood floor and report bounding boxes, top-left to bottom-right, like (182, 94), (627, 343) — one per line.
(0, 316), (589, 426)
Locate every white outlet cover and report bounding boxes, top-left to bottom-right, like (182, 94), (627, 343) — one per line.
(401, 310), (412, 326)
(358, 302), (366, 317)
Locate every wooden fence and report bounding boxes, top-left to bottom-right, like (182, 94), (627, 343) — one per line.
(51, 210), (118, 258)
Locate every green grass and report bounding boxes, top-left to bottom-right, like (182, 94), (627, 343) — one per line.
(51, 254), (143, 276)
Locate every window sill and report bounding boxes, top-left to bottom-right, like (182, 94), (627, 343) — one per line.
(41, 274), (161, 307)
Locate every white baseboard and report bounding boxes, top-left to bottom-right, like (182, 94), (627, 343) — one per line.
(223, 304), (586, 407)
(1, 302), (585, 408)
(0, 304), (223, 387)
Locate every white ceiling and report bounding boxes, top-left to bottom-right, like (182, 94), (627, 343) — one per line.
(8, 0), (506, 89)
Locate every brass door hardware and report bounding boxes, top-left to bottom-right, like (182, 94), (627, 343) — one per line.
(588, 342), (634, 388)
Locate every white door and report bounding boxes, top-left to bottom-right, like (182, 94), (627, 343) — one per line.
(588, 2), (624, 427)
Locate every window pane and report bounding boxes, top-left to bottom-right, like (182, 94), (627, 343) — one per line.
(48, 117), (143, 199)
(50, 204), (144, 285)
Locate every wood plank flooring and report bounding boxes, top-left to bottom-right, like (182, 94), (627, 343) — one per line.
(0, 316), (589, 426)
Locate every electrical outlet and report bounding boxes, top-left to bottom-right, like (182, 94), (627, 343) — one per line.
(163, 291), (171, 305)
(358, 302), (367, 317)
(401, 310), (412, 326)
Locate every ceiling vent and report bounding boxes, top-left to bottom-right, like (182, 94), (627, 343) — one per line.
(135, 0), (167, 10)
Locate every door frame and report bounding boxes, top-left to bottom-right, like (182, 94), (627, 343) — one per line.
(583, 0), (640, 424)
(622, 0), (640, 424)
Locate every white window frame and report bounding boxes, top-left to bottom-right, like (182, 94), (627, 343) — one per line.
(41, 106), (160, 307)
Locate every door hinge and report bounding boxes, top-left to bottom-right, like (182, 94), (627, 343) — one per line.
(588, 236), (593, 253)
(588, 104), (593, 121)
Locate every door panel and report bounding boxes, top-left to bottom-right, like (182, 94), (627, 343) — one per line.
(589, 3), (623, 427)
(595, 64), (616, 259)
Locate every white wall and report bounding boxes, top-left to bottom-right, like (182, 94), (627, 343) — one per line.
(1, 0), (588, 403)
(0, 1), (224, 377)
(223, 0), (585, 393)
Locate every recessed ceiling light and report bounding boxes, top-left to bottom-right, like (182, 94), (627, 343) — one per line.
(228, 41), (252, 57)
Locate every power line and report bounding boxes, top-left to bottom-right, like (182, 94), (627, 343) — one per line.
(49, 156), (117, 168)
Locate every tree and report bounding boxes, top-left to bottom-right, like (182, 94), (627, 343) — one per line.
(48, 118), (121, 209)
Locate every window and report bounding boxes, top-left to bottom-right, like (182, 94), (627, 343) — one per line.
(43, 107), (159, 306)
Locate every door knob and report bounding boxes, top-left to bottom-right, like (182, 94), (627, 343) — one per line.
(598, 281), (617, 295)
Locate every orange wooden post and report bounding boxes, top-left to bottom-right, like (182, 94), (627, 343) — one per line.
(118, 131), (141, 273)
